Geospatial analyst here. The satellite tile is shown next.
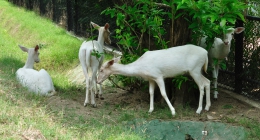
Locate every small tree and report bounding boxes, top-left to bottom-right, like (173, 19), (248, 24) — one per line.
(102, 0), (247, 102)
(102, 0), (171, 89)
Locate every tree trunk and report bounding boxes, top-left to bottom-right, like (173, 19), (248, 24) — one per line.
(154, 11), (199, 110)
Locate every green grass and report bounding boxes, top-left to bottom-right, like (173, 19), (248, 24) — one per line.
(0, 1), (144, 139)
(222, 104), (233, 109)
(0, 1), (260, 140)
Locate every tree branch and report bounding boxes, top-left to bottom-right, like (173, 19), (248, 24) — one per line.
(154, 2), (171, 8)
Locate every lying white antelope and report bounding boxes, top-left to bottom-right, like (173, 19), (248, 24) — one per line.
(97, 45), (211, 116)
(200, 27), (245, 99)
(16, 45), (55, 96)
(79, 22), (111, 107)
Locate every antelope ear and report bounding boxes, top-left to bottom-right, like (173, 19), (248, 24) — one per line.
(235, 27), (245, 34)
(18, 45), (28, 52)
(35, 45), (39, 52)
(104, 23), (110, 30)
(90, 21), (100, 29)
(106, 60), (114, 68)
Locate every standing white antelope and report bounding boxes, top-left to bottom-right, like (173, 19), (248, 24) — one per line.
(200, 27), (245, 99)
(79, 22), (111, 107)
(97, 44), (211, 116)
(16, 45), (55, 96)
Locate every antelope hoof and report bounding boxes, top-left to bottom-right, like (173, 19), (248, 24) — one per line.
(196, 107), (202, 114)
(148, 110), (153, 115)
(171, 110), (176, 116)
(84, 102), (89, 107)
(205, 106), (210, 111)
(148, 108), (154, 113)
(99, 95), (104, 100)
(91, 104), (97, 108)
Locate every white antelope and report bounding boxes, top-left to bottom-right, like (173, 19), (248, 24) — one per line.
(200, 27), (245, 99)
(97, 44), (211, 116)
(79, 22), (111, 107)
(16, 45), (55, 96)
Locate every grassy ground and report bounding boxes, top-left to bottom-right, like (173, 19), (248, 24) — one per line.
(0, 1), (143, 139)
(0, 1), (260, 140)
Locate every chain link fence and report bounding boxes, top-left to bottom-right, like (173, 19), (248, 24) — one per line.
(8, 0), (117, 41)
(219, 2), (260, 101)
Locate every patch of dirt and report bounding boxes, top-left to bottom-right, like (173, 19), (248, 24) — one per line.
(46, 84), (260, 123)
(21, 127), (46, 140)
(46, 64), (260, 124)
(46, 86), (150, 119)
(208, 90), (260, 122)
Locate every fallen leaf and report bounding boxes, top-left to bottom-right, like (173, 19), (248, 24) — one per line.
(207, 115), (214, 120)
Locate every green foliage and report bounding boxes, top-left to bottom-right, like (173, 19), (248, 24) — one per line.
(172, 75), (188, 90)
(88, 25), (104, 60)
(247, 1), (260, 16)
(213, 58), (227, 70)
(102, 0), (169, 88)
(103, 0), (247, 90)
(176, 0), (247, 88)
(176, 0), (247, 49)
(91, 49), (104, 59)
(102, 0), (169, 55)
(222, 104), (233, 109)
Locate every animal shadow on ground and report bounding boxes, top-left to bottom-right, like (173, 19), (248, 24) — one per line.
(0, 56), (24, 72)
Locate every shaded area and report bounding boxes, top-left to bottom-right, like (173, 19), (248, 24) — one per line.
(219, 15), (260, 101)
(0, 56), (23, 76)
(8, 0), (117, 39)
(127, 119), (246, 140)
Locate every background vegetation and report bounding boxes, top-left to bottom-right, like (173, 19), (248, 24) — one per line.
(102, 0), (247, 89)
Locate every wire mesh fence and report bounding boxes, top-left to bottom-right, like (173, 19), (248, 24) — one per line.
(8, 0), (117, 41)
(241, 16), (260, 98)
(219, 15), (260, 100)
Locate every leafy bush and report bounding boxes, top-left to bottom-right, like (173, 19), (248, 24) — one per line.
(177, 0), (246, 49)
(102, 0), (247, 90)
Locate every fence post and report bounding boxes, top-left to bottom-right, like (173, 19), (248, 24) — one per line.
(52, 0), (58, 23)
(25, 0), (33, 10)
(66, 0), (74, 31)
(39, 0), (46, 16)
(234, 19), (244, 94)
(73, 0), (80, 34)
